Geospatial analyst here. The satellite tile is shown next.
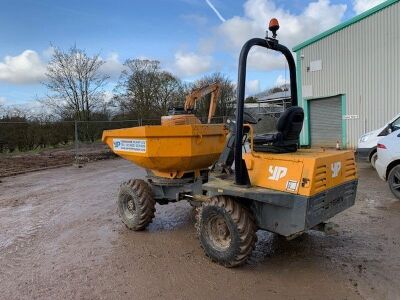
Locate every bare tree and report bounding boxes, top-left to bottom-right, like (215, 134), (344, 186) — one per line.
(0, 103), (5, 117)
(114, 59), (183, 119)
(1, 105), (30, 119)
(266, 83), (290, 95)
(42, 46), (109, 121)
(156, 71), (184, 115)
(245, 96), (257, 103)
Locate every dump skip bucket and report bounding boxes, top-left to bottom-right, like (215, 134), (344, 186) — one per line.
(102, 124), (227, 178)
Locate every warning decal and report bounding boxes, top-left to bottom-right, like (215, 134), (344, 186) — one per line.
(286, 180), (298, 192)
(113, 139), (146, 153)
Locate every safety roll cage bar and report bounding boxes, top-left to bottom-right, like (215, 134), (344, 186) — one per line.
(234, 37), (298, 185)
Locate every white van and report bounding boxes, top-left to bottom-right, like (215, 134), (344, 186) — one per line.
(357, 113), (400, 167)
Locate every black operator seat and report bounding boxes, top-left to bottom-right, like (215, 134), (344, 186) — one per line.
(252, 106), (304, 153)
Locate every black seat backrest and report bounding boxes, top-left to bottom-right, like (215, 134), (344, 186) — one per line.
(276, 106), (304, 142)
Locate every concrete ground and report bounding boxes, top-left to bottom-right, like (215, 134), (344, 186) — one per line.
(0, 159), (399, 300)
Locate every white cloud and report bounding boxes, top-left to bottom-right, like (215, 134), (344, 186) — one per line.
(174, 51), (212, 77)
(42, 47), (55, 59)
(247, 79), (260, 95)
(198, 37), (216, 54)
(352, 0), (385, 14)
(275, 74), (289, 86)
(218, 16), (256, 50)
(216, 0), (347, 71)
(0, 101), (50, 119)
(0, 49), (125, 84)
(0, 96), (6, 105)
(100, 53), (125, 79)
(247, 48), (286, 71)
(0, 50), (47, 84)
(103, 90), (114, 103)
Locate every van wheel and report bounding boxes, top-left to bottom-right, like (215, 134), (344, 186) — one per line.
(196, 196), (257, 267)
(388, 165), (400, 200)
(370, 152), (378, 169)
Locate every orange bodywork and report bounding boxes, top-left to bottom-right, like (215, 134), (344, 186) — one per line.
(102, 124), (227, 179)
(243, 149), (357, 197)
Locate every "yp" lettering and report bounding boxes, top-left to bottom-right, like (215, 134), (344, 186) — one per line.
(268, 166), (288, 181)
(331, 162), (341, 178)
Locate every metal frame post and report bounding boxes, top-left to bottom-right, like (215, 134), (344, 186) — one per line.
(234, 37), (298, 185)
(74, 120), (78, 159)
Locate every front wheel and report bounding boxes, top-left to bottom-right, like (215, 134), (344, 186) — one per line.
(196, 196), (257, 267)
(118, 179), (156, 230)
(388, 165), (400, 199)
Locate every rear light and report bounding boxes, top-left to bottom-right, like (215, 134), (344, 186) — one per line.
(377, 143), (387, 149)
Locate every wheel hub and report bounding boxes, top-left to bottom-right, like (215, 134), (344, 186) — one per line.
(392, 170), (400, 191)
(127, 198), (136, 212)
(208, 215), (231, 250)
(124, 195), (137, 219)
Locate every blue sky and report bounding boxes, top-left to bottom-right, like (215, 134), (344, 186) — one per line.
(0, 0), (386, 107)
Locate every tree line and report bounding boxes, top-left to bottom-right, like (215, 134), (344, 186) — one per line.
(0, 46), (236, 153)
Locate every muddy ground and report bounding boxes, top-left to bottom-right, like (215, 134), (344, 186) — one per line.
(0, 159), (399, 300)
(0, 143), (113, 177)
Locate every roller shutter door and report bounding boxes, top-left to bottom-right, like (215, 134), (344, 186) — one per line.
(309, 96), (342, 147)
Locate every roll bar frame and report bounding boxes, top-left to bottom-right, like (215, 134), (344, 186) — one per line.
(234, 37), (298, 185)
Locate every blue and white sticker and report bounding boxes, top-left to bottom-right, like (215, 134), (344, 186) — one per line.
(113, 139), (146, 153)
(286, 180), (298, 192)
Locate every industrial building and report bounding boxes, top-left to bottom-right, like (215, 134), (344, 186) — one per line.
(293, 0), (400, 148)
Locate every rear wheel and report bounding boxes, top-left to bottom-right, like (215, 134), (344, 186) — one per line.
(118, 179), (156, 230)
(370, 152), (378, 169)
(196, 196), (257, 267)
(388, 165), (400, 199)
